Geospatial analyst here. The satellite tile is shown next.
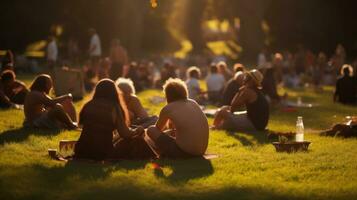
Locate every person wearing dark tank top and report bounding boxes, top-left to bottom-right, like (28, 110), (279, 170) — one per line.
(246, 88), (269, 130)
(213, 69), (269, 131)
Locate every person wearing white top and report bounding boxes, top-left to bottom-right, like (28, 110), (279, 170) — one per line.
(185, 66), (203, 103)
(206, 64), (226, 104)
(46, 36), (58, 70)
(88, 28), (102, 75)
(89, 29), (102, 57)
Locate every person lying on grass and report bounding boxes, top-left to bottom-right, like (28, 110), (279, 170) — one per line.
(0, 70), (28, 109)
(145, 78), (209, 158)
(74, 79), (154, 161)
(23, 74), (77, 129)
(213, 69), (269, 132)
(116, 78), (157, 128)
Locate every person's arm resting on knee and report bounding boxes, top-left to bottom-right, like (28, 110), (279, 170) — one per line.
(113, 107), (143, 139)
(231, 87), (255, 112)
(155, 107), (170, 131)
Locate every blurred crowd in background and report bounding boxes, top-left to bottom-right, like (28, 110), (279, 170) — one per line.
(1, 29), (357, 108)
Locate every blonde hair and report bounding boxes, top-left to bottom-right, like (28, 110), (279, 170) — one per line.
(234, 71), (244, 80)
(116, 78), (136, 95)
(186, 66), (201, 79)
(217, 61), (228, 72)
(274, 53), (283, 61)
(163, 78), (188, 103)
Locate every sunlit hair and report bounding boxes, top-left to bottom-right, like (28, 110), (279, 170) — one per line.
(341, 64), (354, 77)
(116, 78), (136, 95)
(233, 63), (245, 73)
(217, 61), (228, 73)
(186, 66), (201, 79)
(30, 74), (52, 94)
(91, 79), (130, 126)
(274, 53), (283, 61)
(234, 71), (244, 80)
(163, 78), (188, 103)
(0, 70), (16, 83)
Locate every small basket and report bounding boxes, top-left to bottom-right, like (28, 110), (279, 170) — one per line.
(272, 141), (311, 153)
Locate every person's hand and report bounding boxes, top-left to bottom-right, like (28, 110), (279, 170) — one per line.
(12, 87), (23, 94)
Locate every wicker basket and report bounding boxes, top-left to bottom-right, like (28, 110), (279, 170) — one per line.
(272, 141), (311, 153)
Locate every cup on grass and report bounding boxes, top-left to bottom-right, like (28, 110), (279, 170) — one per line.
(59, 140), (77, 157)
(48, 149), (57, 158)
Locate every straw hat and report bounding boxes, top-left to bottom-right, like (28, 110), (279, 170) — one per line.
(246, 69), (264, 88)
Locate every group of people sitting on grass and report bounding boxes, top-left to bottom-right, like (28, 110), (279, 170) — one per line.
(0, 65), (270, 160)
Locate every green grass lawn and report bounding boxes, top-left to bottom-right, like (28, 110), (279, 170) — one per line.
(0, 75), (357, 200)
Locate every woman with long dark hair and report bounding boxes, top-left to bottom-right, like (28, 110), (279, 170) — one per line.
(74, 79), (154, 160)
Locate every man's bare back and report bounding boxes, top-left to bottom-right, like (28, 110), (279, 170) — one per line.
(160, 99), (209, 155)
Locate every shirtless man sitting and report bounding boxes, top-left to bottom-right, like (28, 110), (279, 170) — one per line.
(24, 74), (77, 129)
(213, 69), (269, 132)
(145, 78), (209, 158)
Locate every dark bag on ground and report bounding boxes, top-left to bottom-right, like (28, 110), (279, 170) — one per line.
(320, 124), (357, 138)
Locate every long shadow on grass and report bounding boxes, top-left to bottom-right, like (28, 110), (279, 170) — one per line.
(224, 130), (271, 146)
(0, 128), (61, 145)
(153, 158), (214, 183)
(1, 163), (334, 200)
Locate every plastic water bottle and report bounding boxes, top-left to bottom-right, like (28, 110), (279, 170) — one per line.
(296, 116), (304, 142)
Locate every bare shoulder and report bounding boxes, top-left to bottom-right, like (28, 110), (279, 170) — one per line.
(160, 103), (171, 115)
(15, 80), (27, 87)
(187, 99), (201, 107)
(130, 95), (141, 105)
(162, 100), (185, 113)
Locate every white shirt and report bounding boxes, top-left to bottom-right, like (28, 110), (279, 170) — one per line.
(206, 73), (225, 92)
(47, 40), (58, 61)
(89, 34), (102, 56)
(258, 53), (267, 67)
(186, 78), (200, 100)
